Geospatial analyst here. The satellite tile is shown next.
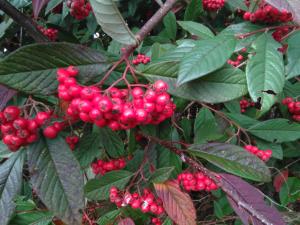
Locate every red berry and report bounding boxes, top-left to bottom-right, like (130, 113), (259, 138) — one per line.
(43, 126), (58, 139)
(3, 106), (20, 121)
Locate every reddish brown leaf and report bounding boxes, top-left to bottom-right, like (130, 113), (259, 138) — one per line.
(273, 170), (289, 192)
(32, 0), (50, 18)
(220, 174), (286, 225)
(118, 217), (135, 225)
(0, 84), (17, 111)
(154, 181), (196, 225)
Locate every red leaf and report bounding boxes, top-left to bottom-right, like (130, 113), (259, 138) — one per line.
(32, 0), (50, 18)
(0, 84), (17, 111)
(273, 170), (289, 192)
(220, 174), (286, 225)
(154, 181), (197, 225)
(118, 218), (135, 225)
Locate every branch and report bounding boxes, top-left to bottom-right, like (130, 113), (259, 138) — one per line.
(0, 0), (49, 43)
(123, 0), (177, 57)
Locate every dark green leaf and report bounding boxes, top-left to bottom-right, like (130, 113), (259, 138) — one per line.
(45, 0), (63, 15)
(97, 209), (120, 225)
(194, 108), (222, 144)
(279, 177), (300, 206)
(246, 33), (284, 114)
(89, 0), (137, 45)
(97, 127), (125, 158)
(184, 0), (203, 21)
(9, 211), (53, 225)
(163, 12), (177, 40)
(225, 113), (258, 128)
(150, 167), (175, 183)
(144, 67), (248, 103)
(247, 119), (300, 143)
(0, 151), (25, 225)
(177, 35), (236, 85)
(226, 0), (248, 11)
(74, 132), (102, 168)
(286, 31), (300, 79)
(189, 143), (271, 182)
(177, 21), (214, 39)
(85, 170), (133, 200)
(0, 43), (110, 95)
(27, 137), (84, 225)
(0, 141), (12, 159)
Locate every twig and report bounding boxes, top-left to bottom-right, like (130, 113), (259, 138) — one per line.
(0, 0), (49, 42)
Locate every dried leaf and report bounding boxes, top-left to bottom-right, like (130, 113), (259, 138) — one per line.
(0, 84), (16, 111)
(154, 181), (196, 225)
(273, 170), (289, 192)
(32, 0), (50, 18)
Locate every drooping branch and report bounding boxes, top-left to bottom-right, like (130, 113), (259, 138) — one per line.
(0, 0), (49, 43)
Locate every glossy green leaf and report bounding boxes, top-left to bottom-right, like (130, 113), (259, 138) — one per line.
(286, 31), (300, 79)
(97, 127), (125, 158)
(144, 67), (248, 103)
(246, 33), (284, 114)
(0, 151), (25, 225)
(0, 43), (110, 95)
(177, 35), (236, 85)
(178, 21), (214, 39)
(74, 132), (102, 168)
(27, 137), (84, 225)
(150, 167), (174, 183)
(85, 170), (133, 200)
(89, 0), (137, 45)
(225, 113), (258, 128)
(189, 143), (271, 182)
(247, 119), (300, 143)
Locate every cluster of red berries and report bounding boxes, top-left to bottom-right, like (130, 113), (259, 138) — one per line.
(244, 145), (272, 161)
(228, 54), (244, 67)
(65, 135), (79, 150)
(42, 119), (66, 139)
(0, 106), (39, 151)
(91, 158), (126, 175)
(109, 187), (165, 215)
(177, 172), (219, 192)
(239, 99), (255, 113)
(272, 27), (290, 42)
(57, 66), (175, 131)
(66, 0), (92, 20)
(151, 218), (162, 225)
(132, 54), (151, 65)
(38, 26), (58, 41)
(282, 97), (300, 122)
(203, 0), (225, 11)
(243, 1), (293, 23)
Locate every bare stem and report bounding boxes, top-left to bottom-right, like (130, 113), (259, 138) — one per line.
(0, 0), (49, 42)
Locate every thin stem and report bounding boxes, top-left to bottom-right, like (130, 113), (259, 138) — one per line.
(0, 0), (48, 42)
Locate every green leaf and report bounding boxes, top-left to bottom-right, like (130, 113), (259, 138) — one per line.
(144, 67), (248, 103)
(9, 211), (53, 225)
(0, 19), (13, 39)
(279, 177), (300, 206)
(45, 0), (63, 15)
(184, 0), (203, 21)
(225, 113), (258, 128)
(246, 33), (284, 114)
(27, 137), (84, 225)
(286, 31), (300, 79)
(89, 0), (137, 45)
(178, 21), (214, 39)
(97, 209), (120, 225)
(189, 143), (271, 182)
(85, 170), (133, 200)
(255, 139), (283, 160)
(150, 167), (175, 183)
(214, 196), (233, 219)
(0, 43), (110, 95)
(0, 141), (12, 159)
(163, 12), (177, 40)
(226, 0), (248, 11)
(162, 218), (173, 225)
(194, 108), (222, 144)
(177, 35), (236, 85)
(0, 151), (25, 225)
(247, 119), (300, 143)
(74, 132), (102, 168)
(97, 127), (125, 158)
